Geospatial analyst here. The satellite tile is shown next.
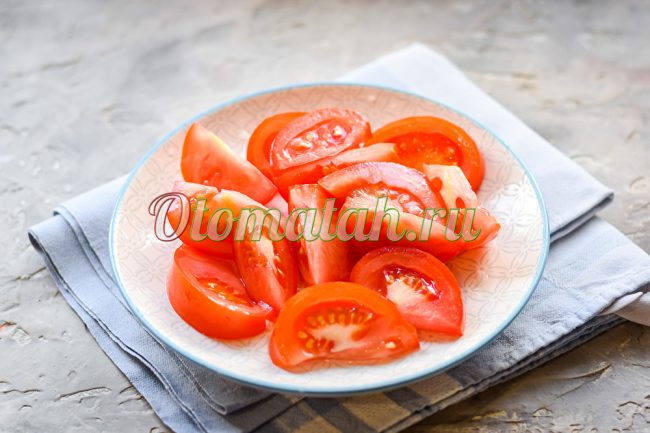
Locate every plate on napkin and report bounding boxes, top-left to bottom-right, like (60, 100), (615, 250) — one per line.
(109, 84), (549, 395)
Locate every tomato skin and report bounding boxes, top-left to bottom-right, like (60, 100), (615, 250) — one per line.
(167, 246), (272, 340)
(269, 282), (419, 370)
(350, 247), (463, 337)
(366, 116), (484, 191)
(274, 143), (400, 197)
(181, 123), (277, 203)
(270, 108), (371, 172)
(247, 112), (305, 178)
(167, 182), (233, 257)
(288, 184), (351, 285)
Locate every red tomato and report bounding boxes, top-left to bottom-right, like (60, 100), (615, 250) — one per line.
(287, 184), (351, 285)
(270, 108), (371, 172)
(340, 191), (465, 262)
(422, 164), (499, 249)
(269, 282), (419, 370)
(181, 123), (277, 203)
(318, 162), (443, 211)
(318, 162), (466, 261)
(167, 245), (272, 339)
(207, 189), (297, 313)
(274, 143), (400, 197)
(246, 112), (305, 178)
(167, 182), (233, 257)
(350, 247), (463, 337)
(366, 117), (484, 191)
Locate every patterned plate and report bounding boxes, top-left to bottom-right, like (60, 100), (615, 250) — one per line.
(110, 84), (549, 396)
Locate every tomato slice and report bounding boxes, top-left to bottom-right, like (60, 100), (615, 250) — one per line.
(318, 162), (466, 261)
(318, 162), (444, 215)
(270, 108), (371, 172)
(234, 228), (298, 314)
(288, 184), (351, 285)
(350, 247), (463, 337)
(274, 143), (399, 197)
(181, 123), (277, 203)
(366, 117), (484, 191)
(208, 189), (298, 313)
(422, 164), (499, 249)
(340, 191), (465, 262)
(167, 181), (233, 257)
(269, 282), (419, 370)
(247, 112), (305, 178)
(167, 245), (272, 339)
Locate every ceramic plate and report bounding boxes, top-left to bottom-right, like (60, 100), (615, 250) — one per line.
(110, 84), (549, 396)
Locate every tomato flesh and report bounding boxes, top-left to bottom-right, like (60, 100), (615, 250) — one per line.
(318, 162), (443, 212)
(181, 123), (277, 203)
(234, 226), (298, 314)
(350, 247), (463, 337)
(247, 112), (305, 178)
(274, 143), (399, 197)
(288, 184), (351, 285)
(167, 182), (233, 257)
(269, 282), (419, 370)
(167, 245), (272, 339)
(366, 116), (484, 191)
(270, 108), (371, 172)
(423, 164), (500, 249)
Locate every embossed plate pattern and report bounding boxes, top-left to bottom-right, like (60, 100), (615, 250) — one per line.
(110, 84), (549, 395)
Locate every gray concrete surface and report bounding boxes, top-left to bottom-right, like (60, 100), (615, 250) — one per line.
(1, 0), (649, 432)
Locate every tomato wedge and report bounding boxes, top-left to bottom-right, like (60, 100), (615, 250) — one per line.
(274, 143), (399, 197)
(350, 247), (463, 337)
(422, 164), (499, 249)
(167, 245), (272, 339)
(269, 282), (419, 370)
(318, 162), (466, 261)
(270, 108), (371, 172)
(212, 189), (298, 313)
(288, 184), (351, 285)
(366, 116), (484, 191)
(318, 162), (443, 212)
(247, 112), (305, 178)
(181, 123), (277, 203)
(167, 181), (233, 257)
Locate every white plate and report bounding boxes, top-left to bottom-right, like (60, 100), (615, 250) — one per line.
(110, 84), (549, 396)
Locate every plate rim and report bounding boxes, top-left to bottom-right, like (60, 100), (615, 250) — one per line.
(109, 82), (550, 396)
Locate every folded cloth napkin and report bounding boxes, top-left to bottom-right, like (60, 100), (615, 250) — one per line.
(28, 44), (650, 433)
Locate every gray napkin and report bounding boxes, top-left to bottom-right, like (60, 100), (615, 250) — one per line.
(28, 44), (650, 433)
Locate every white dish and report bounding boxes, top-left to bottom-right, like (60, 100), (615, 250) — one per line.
(110, 84), (549, 395)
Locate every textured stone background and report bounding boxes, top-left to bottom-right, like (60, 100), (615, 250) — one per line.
(1, 0), (649, 432)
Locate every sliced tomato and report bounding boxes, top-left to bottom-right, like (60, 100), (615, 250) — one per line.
(209, 189), (298, 313)
(167, 245), (272, 339)
(270, 108), (371, 172)
(350, 247), (463, 337)
(366, 117), (484, 191)
(317, 162), (466, 261)
(181, 123), (277, 203)
(247, 112), (305, 178)
(340, 191), (465, 262)
(167, 181), (233, 257)
(318, 162), (443, 212)
(288, 184), (351, 285)
(422, 164), (499, 249)
(274, 143), (399, 197)
(269, 282), (419, 370)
